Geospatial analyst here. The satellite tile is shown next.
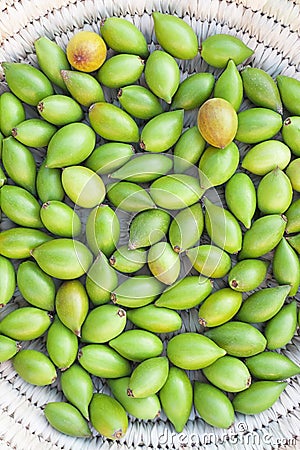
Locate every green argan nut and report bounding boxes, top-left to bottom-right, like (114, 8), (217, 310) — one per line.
(128, 356), (169, 398)
(228, 259), (269, 292)
(1, 62), (54, 106)
(44, 402), (91, 437)
(117, 85), (163, 120)
(155, 275), (212, 310)
(186, 245), (231, 278)
(126, 304), (182, 333)
(286, 159), (300, 192)
(245, 352), (300, 381)
(46, 316), (78, 370)
(31, 238), (93, 280)
(12, 119), (57, 147)
(0, 335), (21, 363)
(109, 153), (172, 182)
(85, 142), (134, 175)
(55, 280), (89, 337)
(106, 181), (155, 212)
(85, 204), (120, 256)
(286, 199), (300, 233)
(108, 377), (160, 420)
(236, 108), (282, 144)
(287, 233), (300, 255)
(78, 344), (131, 378)
(241, 66), (282, 113)
(200, 34), (253, 68)
(0, 92), (25, 136)
(242, 139), (291, 175)
(89, 393), (128, 440)
(202, 355), (251, 392)
(100, 17), (149, 58)
(277, 74), (300, 115)
(148, 241), (180, 285)
(0, 255), (16, 308)
(2, 137), (36, 195)
(35, 36), (70, 90)
(167, 333), (226, 370)
(214, 59), (243, 111)
(17, 261), (55, 311)
(236, 285), (291, 323)
(225, 172), (256, 229)
(97, 54), (144, 88)
(109, 329), (163, 362)
(40, 200), (82, 237)
(205, 321), (267, 357)
(199, 142), (239, 190)
(169, 203), (204, 253)
(13, 349), (57, 386)
(61, 69), (105, 107)
(265, 301), (298, 350)
(128, 209), (171, 249)
(85, 251), (118, 306)
(0, 165), (6, 187)
(111, 275), (164, 308)
(238, 214), (287, 259)
(173, 126), (206, 173)
(172, 73), (215, 111)
(204, 197), (242, 254)
(194, 382), (234, 429)
(0, 185), (43, 228)
(282, 116), (300, 156)
(60, 364), (94, 420)
(159, 367), (193, 432)
(0, 307), (52, 341)
(198, 288), (242, 327)
(36, 161), (65, 203)
(89, 102), (139, 143)
(144, 50), (180, 104)
(273, 238), (300, 296)
(257, 167), (292, 214)
(232, 381), (287, 415)
(0, 228), (51, 259)
(81, 304), (126, 344)
(62, 166), (106, 208)
(37, 95), (83, 126)
(109, 246), (147, 273)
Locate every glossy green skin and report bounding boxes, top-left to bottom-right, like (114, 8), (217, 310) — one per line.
(100, 17), (149, 58)
(238, 214), (286, 260)
(245, 352), (300, 381)
(172, 73), (215, 110)
(85, 142), (134, 175)
(242, 140), (291, 175)
(13, 349), (57, 386)
(61, 69), (105, 107)
(85, 252), (118, 305)
(228, 259), (269, 292)
(232, 381), (287, 414)
(127, 304), (182, 333)
(241, 66), (282, 113)
(202, 355), (251, 392)
(106, 181), (156, 212)
(86, 204), (120, 256)
(236, 108), (282, 144)
(109, 246), (147, 273)
(60, 364), (94, 420)
(194, 382), (234, 428)
(0, 335), (20, 363)
(186, 245), (231, 278)
(40, 200), (82, 238)
(81, 304), (126, 344)
(144, 50), (180, 104)
(198, 287), (242, 327)
(200, 34), (253, 68)
(128, 356), (169, 398)
(173, 126), (206, 173)
(0, 185), (43, 228)
(44, 402), (91, 437)
(35, 36), (70, 90)
(12, 118), (57, 147)
(2, 62), (54, 106)
(286, 159), (300, 192)
(155, 275), (212, 310)
(225, 172), (256, 228)
(0, 307), (52, 341)
(89, 393), (128, 440)
(265, 301), (298, 350)
(110, 153), (173, 182)
(112, 275), (165, 308)
(236, 285), (291, 323)
(89, 102), (139, 143)
(282, 116), (300, 156)
(167, 332), (226, 370)
(78, 344), (131, 378)
(108, 377), (161, 420)
(109, 329), (163, 362)
(277, 75), (300, 115)
(205, 321), (267, 357)
(62, 166), (106, 208)
(214, 59), (243, 111)
(0, 255), (16, 307)
(169, 203), (204, 253)
(286, 198), (300, 233)
(129, 209), (171, 249)
(17, 261), (55, 311)
(37, 94), (83, 126)
(0, 92), (25, 136)
(273, 238), (300, 296)
(97, 54), (144, 88)
(118, 85), (163, 120)
(2, 137), (37, 195)
(36, 161), (65, 203)
(287, 233), (300, 255)
(257, 167), (292, 214)
(46, 316), (78, 370)
(32, 239), (93, 280)
(148, 241), (180, 285)
(0, 228), (51, 259)
(159, 367), (193, 432)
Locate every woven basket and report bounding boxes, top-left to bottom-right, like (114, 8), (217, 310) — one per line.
(1, 1), (300, 449)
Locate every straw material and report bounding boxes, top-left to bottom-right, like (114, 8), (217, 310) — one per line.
(0, 0), (300, 449)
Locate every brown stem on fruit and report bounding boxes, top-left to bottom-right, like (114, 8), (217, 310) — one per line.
(127, 388), (134, 397)
(111, 292), (117, 303)
(109, 256), (116, 266)
(117, 308), (126, 318)
(117, 88), (122, 98)
(173, 245), (181, 254)
(11, 127), (17, 137)
(198, 317), (207, 327)
(231, 279), (238, 288)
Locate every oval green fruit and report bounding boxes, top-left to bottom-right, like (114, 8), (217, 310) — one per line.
(225, 172), (256, 229)
(0, 335), (20, 363)
(81, 304), (126, 344)
(85, 142), (134, 175)
(37, 94), (83, 126)
(257, 167), (293, 214)
(0, 92), (25, 136)
(242, 139), (291, 175)
(12, 118), (57, 148)
(272, 238), (300, 296)
(286, 233), (300, 255)
(109, 329), (163, 362)
(236, 107), (282, 144)
(282, 116), (300, 156)
(85, 204), (120, 256)
(198, 287), (242, 327)
(13, 349), (56, 386)
(40, 200), (82, 237)
(85, 251), (118, 306)
(286, 159), (300, 192)
(245, 352), (300, 381)
(172, 73), (215, 111)
(186, 245), (231, 278)
(277, 74), (300, 116)
(78, 344), (131, 378)
(265, 300), (298, 350)
(173, 126), (206, 173)
(0, 307), (52, 341)
(109, 246), (147, 273)
(61, 69), (105, 107)
(0, 255), (16, 308)
(169, 203), (204, 253)
(285, 199), (300, 234)
(44, 402), (91, 437)
(200, 34), (253, 68)
(89, 393), (128, 440)
(128, 208), (170, 249)
(148, 241), (180, 285)
(97, 54), (144, 88)
(228, 259), (269, 292)
(0, 185), (43, 228)
(118, 85), (163, 120)
(107, 181), (155, 212)
(109, 153), (172, 182)
(46, 316), (78, 370)
(213, 59), (243, 111)
(36, 161), (65, 203)
(0, 228), (51, 259)
(111, 275), (164, 308)
(126, 304), (182, 333)
(128, 356), (169, 398)
(202, 355), (251, 392)
(62, 166), (106, 208)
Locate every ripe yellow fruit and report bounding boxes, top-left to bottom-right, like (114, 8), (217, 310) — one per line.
(66, 31), (107, 72)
